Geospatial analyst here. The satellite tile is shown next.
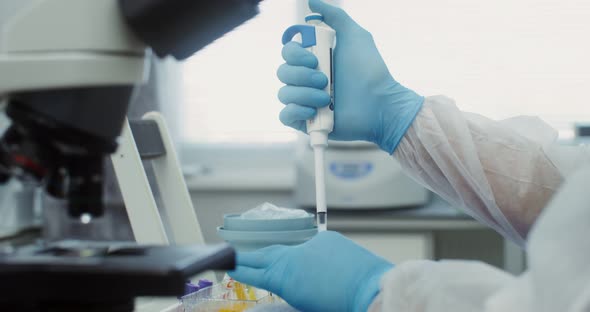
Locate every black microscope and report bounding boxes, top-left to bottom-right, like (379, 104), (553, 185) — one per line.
(0, 1), (263, 310)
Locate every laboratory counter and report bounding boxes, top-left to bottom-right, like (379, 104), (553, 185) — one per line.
(326, 195), (485, 232)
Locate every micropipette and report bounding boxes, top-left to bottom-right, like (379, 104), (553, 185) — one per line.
(282, 14), (336, 232)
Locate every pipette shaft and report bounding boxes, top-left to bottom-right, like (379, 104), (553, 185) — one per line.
(314, 146), (327, 231)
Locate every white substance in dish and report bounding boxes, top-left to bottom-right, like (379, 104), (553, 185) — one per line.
(240, 202), (309, 220)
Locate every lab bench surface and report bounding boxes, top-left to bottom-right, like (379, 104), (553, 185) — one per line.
(323, 196), (486, 232)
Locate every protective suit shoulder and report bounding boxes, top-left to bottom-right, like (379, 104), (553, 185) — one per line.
(368, 259), (514, 312)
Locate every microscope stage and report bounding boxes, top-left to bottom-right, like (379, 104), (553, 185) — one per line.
(0, 241), (235, 311)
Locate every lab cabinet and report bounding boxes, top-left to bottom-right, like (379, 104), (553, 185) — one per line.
(328, 197), (524, 274)
(341, 229), (511, 271)
(344, 232), (433, 263)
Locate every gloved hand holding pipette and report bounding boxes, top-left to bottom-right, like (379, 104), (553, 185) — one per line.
(229, 231), (393, 312)
(279, 0), (423, 232)
(278, 0), (424, 154)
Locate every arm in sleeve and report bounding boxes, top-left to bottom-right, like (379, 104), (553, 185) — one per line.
(393, 96), (588, 245)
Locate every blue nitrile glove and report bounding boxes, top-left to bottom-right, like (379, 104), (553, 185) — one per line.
(229, 231), (394, 312)
(278, 0), (424, 153)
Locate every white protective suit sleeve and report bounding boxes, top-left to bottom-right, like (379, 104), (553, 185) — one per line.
(393, 95), (573, 245)
(365, 95), (590, 312)
(367, 260), (515, 312)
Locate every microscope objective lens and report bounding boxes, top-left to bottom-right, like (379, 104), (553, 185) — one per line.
(80, 213), (92, 224)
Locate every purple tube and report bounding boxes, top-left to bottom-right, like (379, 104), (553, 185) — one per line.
(183, 281), (200, 297)
(198, 279), (213, 289)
